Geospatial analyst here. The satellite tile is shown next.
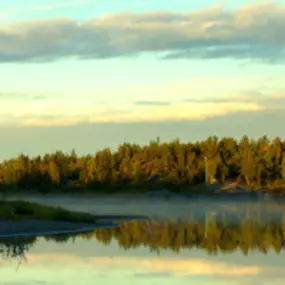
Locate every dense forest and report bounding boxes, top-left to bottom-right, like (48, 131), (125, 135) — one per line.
(2, 205), (285, 257)
(1, 135), (285, 194)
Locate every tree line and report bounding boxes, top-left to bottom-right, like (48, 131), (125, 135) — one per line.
(1, 135), (285, 193)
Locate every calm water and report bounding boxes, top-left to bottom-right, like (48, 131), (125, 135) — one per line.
(2, 196), (285, 285)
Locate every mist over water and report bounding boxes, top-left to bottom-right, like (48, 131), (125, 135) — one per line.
(2, 195), (285, 285)
(5, 194), (285, 222)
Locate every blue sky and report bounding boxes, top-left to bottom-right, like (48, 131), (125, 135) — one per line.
(0, 0), (285, 160)
(0, 0), (265, 23)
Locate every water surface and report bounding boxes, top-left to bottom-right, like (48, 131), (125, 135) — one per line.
(2, 196), (285, 285)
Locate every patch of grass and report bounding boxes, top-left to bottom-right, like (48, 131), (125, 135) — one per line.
(0, 200), (96, 223)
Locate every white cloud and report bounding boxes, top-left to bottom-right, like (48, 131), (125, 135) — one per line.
(0, 100), (263, 127)
(19, 253), (262, 276)
(0, 2), (285, 62)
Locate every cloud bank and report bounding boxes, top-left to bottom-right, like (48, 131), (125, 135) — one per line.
(18, 254), (262, 276)
(1, 253), (266, 285)
(134, 101), (171, 106)
(0, 100), (262, 126)
(182, 91), (285, 109)
(1, 2), (285, 62)
(0, 84), (284, 127)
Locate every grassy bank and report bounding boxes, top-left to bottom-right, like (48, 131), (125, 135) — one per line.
(0, 200), (96, 223)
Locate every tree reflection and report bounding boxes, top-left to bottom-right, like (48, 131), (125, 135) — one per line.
(2, 204), (285, 261)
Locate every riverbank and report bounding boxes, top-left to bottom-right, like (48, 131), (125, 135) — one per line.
(0, 201), (98, 238)
(0, 200), (149, 238)
(0, 219), (112, 238)
(2, 180), (285, 197)
(3, 187), (283, 202)
(0, 200), (98, 222)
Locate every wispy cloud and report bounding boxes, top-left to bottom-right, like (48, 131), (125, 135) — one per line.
(22, 254), (262, 276)
(182, 92), (285, 109)
(183, 97), (252, 104)
(2, 86), (282, 127)
(0, 92), (20, 98)
(32, 95), (47, 100)
(0, 92), (49, 101)
(133, 272), (173, 278)
(0, 92), (33, 100)
(135, 101), (172, 106)
(1, 2), (285, 63)
(0, 100), (262, 127)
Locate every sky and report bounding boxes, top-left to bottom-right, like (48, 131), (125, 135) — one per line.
(1, 238), (285, 285)
(1, 0), (285, 160)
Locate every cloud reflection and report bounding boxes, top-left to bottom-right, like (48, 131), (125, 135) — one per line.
(21, 253), (261, 276)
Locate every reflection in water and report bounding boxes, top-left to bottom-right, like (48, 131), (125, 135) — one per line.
(2, 203), (285, 284)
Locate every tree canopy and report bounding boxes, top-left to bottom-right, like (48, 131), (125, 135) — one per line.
(1, 135), (285, 193)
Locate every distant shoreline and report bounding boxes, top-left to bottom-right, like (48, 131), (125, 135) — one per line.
(2, 181), (285, 198)
(2, 136), (285, 200)
(3, 191), (285, 203)
(0, 220), (108, 238)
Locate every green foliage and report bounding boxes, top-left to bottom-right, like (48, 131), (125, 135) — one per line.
(0, 135), (285, 193)
(0, 201), (95, 223)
